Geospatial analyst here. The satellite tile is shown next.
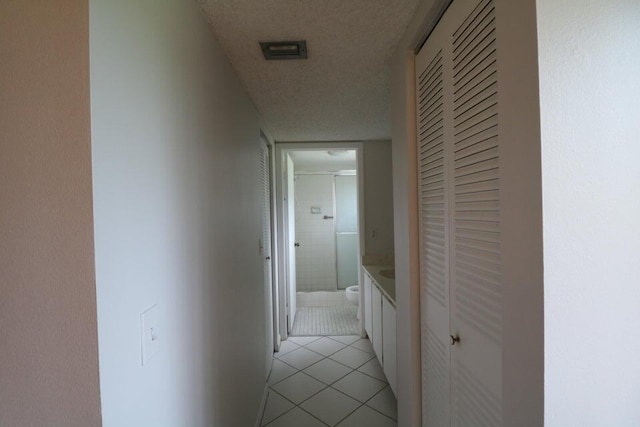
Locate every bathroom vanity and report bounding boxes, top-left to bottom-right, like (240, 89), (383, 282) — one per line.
(362, 264), (396, 396)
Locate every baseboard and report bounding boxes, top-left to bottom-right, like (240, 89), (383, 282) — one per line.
(255, 382), (270, 427)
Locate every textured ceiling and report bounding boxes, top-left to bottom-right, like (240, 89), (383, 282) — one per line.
(290, 150), (357, 172)
(199, 0), (420, 142)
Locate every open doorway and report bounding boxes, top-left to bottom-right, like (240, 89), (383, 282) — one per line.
(275, 144), (365, 339)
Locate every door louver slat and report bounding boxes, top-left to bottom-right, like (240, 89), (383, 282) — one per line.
(453, 0), (501, 346)
(451, 0), (502, 424)
(418, 0), (503, 424)
(422, 325), (449, 426)
(453, 362), (501, 426)
(418, 50), (447, 307)
(418, 48), (450, 426)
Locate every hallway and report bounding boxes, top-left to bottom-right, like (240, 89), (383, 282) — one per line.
(261, 336), (397, 426)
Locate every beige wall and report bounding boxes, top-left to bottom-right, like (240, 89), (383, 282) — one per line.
(0, 1), (102, 426)
(495, 1), (545, 424)
(363, 140), (395, 256)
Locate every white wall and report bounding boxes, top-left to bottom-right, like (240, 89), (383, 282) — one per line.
(390, 28), (423, 427)
(90, 0), (269, 425)
(294, 175), (337, 292)
(363, 140), (395, 256)
(291, 151), (357, 173)
(538, 1), (640, 424)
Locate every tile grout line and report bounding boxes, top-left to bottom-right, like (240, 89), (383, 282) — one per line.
(268, 353), (362, 425)
(267, 381), (395, 427)
(266, 335), (395, 426)
(263, 388), (322, 426)
(362, 385), (399, 421)
(293, 366), (387, 422)
(263, 402), (330, 427)
(267, 367), (299, 388)
(314, 385), (369, 426)
(267, 381), (331, 426)
(269, 372), (369, 426)
(274, 344), (386, 387)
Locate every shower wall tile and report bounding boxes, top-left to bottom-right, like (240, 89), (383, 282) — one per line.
(294, 175), (336, 292)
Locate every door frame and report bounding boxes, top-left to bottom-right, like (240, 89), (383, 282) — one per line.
(284, 154), (297, 334)
(260, 131), (281, 353)
(391, 0), (452, 424)
(275, 142), (366, 340)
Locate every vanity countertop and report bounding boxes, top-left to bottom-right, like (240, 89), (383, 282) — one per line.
(362, 264), (395, 305)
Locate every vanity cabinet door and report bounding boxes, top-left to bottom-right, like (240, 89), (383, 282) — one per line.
(364, 273), (373, 338)
(371, 284), (383, 362)
(382, 297), (397, 396)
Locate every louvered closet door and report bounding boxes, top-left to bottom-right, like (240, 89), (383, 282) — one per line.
(416, 0), (502, 425)
(416, 13), (452, 427)
(450, 0), (502, 425)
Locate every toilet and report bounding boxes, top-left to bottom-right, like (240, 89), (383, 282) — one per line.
(346, 286), (359, 320)
(345, 285), (359, 306)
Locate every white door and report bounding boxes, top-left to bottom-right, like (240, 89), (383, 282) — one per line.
(416, 12), (452, 427)
(334, 175), (359, 290)
(417, 0), (503, 424)
(449, 1), (502, 424)
(285, 154), (297, 332)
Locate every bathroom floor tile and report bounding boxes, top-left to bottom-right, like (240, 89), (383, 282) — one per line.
(332, 371), (387, 402)
(261, 390), (295, 425)
(357, 358), (387, 382)
(275, 340), (300, 358)
(262, 332), (392, 427)
(305, 337), (346, 356)
(265, 407), (326, 427)
(268, 359), (299, 385)
(365, 386), (397, 420)
(300, 387), (361, 426)
(329, 335), (361, 345)
(270, 372), (326, 404)
(329, 346), (374, 369)
(278, 347), (325, 370)
(288, 336), (322, 346)
(304, 357), (353, 385)
(336, 405), (396, 427)
(350, 338), (374, 354)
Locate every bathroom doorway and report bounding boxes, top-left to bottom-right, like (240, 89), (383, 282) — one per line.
(275, 144), (365, 339)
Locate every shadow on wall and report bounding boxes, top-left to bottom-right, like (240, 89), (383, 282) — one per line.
(90, 0), (270, 425)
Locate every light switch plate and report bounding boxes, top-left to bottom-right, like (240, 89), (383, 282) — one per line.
(140, 304), (160, 366)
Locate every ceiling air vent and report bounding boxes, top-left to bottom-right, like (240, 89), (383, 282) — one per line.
(260, 41), (308, 60)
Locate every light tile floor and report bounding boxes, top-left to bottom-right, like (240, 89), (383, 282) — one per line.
(261, 335), (397, 426)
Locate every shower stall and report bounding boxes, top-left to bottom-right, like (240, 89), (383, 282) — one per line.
(294, 173), (359, 292)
